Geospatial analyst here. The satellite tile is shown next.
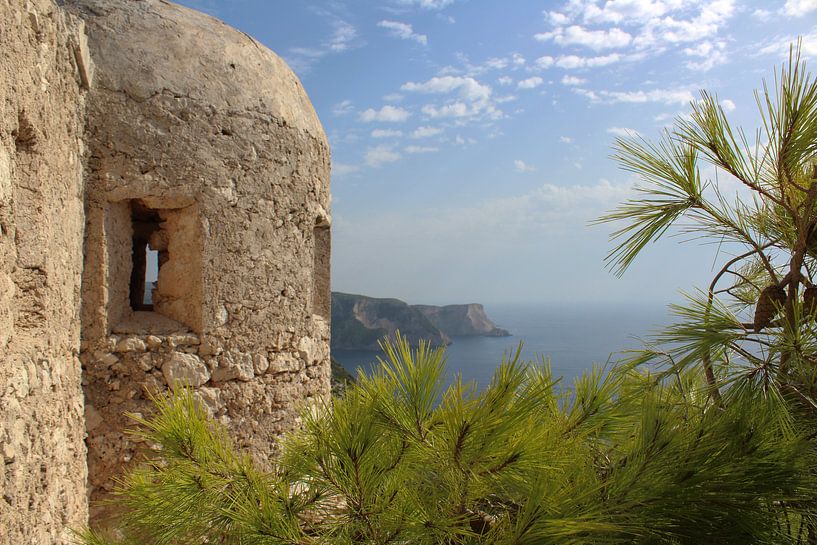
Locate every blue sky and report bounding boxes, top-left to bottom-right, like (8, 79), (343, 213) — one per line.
(177, 0), (817, 306)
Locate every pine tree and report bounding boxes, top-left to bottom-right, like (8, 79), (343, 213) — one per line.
(595, 44), (817, 410)
(78, 335), (817, 545)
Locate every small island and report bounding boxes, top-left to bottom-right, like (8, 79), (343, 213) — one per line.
(331, 292), (510, 351)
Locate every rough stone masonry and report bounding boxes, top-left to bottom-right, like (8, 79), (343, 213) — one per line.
(0, 0), (332, 542)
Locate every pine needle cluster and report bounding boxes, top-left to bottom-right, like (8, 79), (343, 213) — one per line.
(79, 335), (817, 545)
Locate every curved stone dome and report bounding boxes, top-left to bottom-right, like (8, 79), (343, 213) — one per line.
(64, 0), (325, 139)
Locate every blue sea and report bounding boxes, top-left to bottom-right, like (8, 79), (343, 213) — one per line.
(333, 302), (676, 390)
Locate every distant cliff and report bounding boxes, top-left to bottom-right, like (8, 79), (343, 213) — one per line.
(331, 292), (509, 351)
(413, 304), (510, 337)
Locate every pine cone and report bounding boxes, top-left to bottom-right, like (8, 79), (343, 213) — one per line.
(805, 286), (817, 317)
(754, 285), (786, 332)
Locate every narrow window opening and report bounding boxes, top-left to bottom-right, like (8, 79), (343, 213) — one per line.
(129, 200), (162, 311)
(312, 224), (331, 319)
(144, 247), (159, 305)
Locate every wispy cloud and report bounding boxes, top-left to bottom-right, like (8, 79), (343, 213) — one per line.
(607, 126), (640, 137)
(285, 18), (360, 73)
(517, 77), (543, 89)
(402, 76), (492, 101)
(365, 145), (402, 166)
(555, 54), (622, 69)
(561, 75), (586, 86)
(537, 0), (737, 71)
(783, 0), (817, 16)
(559, 136), (573, 143)
(514, 159), (536, 172)
(577, 87), (694, 105)
(683, 40), (727, 71)
(536, 25), (632, 50)
(360, 105), (411, 122)
(403, 75), (502, 121)
(396, 0), (454, 9)
(535, 55), (555, 69)
(378, 20), (428, 45)
(757, 29), (817, 59)
(329, 20), (357, 51)
(371, 129), (403, 138)
(332, 100), (354, 116)
(405, 145), (440, 153)
(410, 126), (443, 138)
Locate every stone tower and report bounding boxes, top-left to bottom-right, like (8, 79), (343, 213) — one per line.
(1, 0), (331, 541)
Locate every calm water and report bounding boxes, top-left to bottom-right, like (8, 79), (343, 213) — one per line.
(333, 302), (675, 390)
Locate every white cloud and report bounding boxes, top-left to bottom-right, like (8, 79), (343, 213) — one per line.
(634, 0), (735, 46)
(607, 126), (640, 137)
(518, 76), (544, 89)
(721, 99), (736, 113)
(332, 99), (354, 116)
(512, 53), (526, 66)
(758, 30), (817, 59)
(784, 0), (817, 16)
(359, 105), (411, 122)
(329, 20), (357, 52)
(556, 53), (621, 69)
(411, 126), (443, 138)
(365, 145), (402, 167)
(485, 57), (509, 70)
(332, 163), (360, 176)
(683, 40), (727, 71)
(383, 93), (404, 102)
(578, 87), (694, 105)
(401, 76), (492, 101)
(497, 76), (514, 86)
(561, 75), (586, 86)
(535, 55), (555, 69)
(539, 0), (737, 63)
(371, 129), (403, 138)
(589, 0), (677, 24)
(537, 25), (632, 50)
(560, 136), (573, 143)
(404, 76), (503, 121)
(377, 20), (428, 45)
(752, 8), (772, 20)
(405, 145), (440, 153)
(514, 159), (536, 172)
(547, 11), (570, 25)
(397, 0), (454, 9)
(455, 134), (477, 145)
(285, 17), (360, 73)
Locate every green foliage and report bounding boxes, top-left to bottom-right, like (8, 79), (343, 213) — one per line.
(81, 336), (817, 545)
(596, 44), (817, 412)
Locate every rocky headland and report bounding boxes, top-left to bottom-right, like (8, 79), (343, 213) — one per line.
(331, 292), (510, 351)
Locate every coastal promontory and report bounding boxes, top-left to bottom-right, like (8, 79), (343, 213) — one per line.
(331, 292), (509, 351)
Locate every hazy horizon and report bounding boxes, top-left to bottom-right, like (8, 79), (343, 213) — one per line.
(176, 0), (817, 307)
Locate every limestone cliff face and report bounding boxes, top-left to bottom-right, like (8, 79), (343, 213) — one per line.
(331, 293), (449, 350)
(413, 304), (510, 337)
(331, 293), (511, 351)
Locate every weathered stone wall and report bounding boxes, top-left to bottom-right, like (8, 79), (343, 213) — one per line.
(64, 0), (332, 520)
(0, 0), (91, 542)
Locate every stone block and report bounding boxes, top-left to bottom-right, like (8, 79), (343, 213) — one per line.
(161, 352), (210, 388)
(211, 350), (254, 382)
